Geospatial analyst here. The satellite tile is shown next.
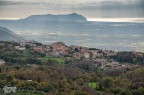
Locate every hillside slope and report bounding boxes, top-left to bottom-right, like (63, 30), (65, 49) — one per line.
(0, 26), (26, 42)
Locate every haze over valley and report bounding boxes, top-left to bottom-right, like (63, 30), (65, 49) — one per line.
(0, 13), (144, 52)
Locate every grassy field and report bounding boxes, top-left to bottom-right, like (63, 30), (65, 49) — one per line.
(44, 56), (65, 65)
(88, 82), (98, 89)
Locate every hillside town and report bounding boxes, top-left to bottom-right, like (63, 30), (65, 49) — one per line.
(1, 41), (142, 70)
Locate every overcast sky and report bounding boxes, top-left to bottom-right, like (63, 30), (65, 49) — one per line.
(0, 0), (144, 18)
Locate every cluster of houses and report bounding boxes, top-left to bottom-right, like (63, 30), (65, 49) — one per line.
(29, 41), (114, 59)
(99, 61), (131, 70)
(44, 42), (117, 59)
(0, 42), (13, 48)
(11, 41), (117, 58)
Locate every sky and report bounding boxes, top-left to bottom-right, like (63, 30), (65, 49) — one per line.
(0, 0), (144, 19)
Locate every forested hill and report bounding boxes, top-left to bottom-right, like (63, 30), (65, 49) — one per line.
(0, 41), (144, 95)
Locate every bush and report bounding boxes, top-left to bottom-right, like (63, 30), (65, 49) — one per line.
(120, 90), (132, 95)
(74, 91), (87, 95)
(110, 87), (121, 94)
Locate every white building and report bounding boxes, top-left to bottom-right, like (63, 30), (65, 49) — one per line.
(0, 59), (5, 65)
(15, 46), (25, 50)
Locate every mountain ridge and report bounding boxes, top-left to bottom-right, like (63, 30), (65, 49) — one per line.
(22, 13), (87, 22)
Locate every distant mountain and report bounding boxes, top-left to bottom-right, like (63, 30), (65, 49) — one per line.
(22, 13), (87, 22)
(0, 26), (26, 42)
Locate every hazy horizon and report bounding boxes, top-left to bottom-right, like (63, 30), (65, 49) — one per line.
(0, 14), (144, 23)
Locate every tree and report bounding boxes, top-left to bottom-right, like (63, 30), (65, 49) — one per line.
(102, 77), (113, 88)
(0, 67), (2, 73)
(6, 74), (14, 83)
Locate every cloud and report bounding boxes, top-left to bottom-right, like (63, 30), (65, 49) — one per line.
(0, 0), (143, 7)
(0, 0), (144, 18)
(0, 0), (20, 5)
(1, 0), (144, 10)
(1, 0), (144, 5)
